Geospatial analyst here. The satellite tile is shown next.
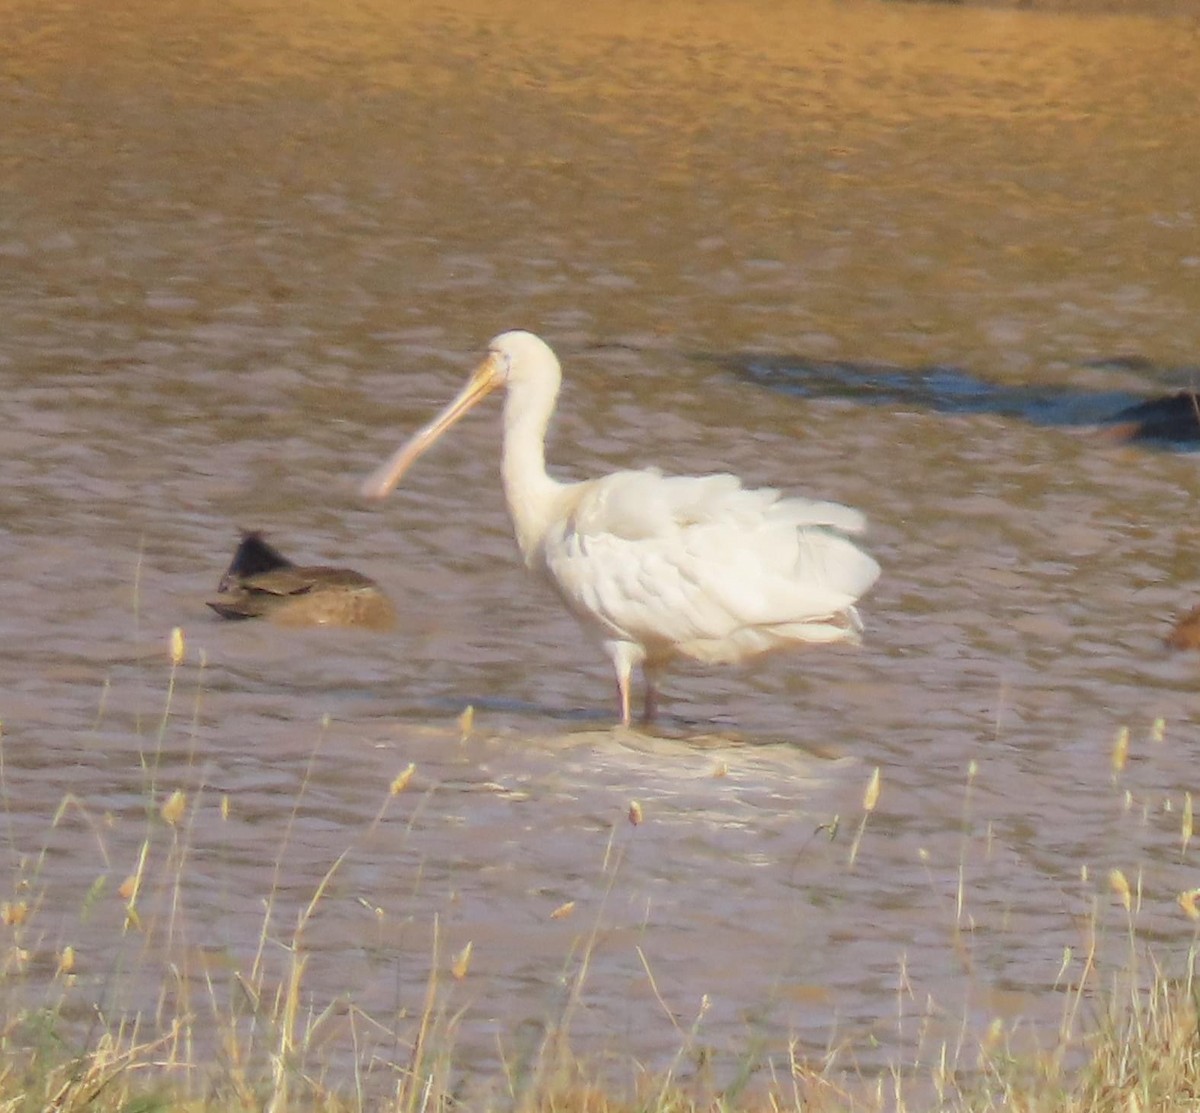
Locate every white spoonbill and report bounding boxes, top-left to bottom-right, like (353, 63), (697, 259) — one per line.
(361, 331), (881, 726)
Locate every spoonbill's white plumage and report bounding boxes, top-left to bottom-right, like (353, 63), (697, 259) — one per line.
(362, 330), (881, 726)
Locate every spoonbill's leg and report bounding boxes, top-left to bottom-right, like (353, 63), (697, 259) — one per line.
(606, 641), (642, 728)
(642, 663), (663, 723)
(616, 672), (632, 727)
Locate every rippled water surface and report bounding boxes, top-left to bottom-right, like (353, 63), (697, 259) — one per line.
(3, 0), (1200, 1099)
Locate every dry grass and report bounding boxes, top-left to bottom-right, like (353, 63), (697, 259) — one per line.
(0, 637), (1198, 1112)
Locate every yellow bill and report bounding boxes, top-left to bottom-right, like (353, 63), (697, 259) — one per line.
(360, 353), (504, 499)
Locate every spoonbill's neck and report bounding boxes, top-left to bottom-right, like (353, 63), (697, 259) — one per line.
(499, 375), (569, 565)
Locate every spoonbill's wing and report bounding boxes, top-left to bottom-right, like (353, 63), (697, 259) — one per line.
(543, 470), (880, 663)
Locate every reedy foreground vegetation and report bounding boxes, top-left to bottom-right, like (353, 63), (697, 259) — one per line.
(1, 632), (1198, 1113)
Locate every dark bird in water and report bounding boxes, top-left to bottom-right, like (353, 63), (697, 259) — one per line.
(1166, 604), (1200, 651)
(1107, 391), (1200, 446)
(208, 533), (396, 630)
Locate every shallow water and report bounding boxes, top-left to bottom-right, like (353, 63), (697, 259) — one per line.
(3, 0), (1200, 1099)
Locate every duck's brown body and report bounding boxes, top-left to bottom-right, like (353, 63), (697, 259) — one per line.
(208, 533), (396, 631)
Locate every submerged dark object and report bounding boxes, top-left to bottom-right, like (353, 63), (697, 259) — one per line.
(208, 533), (396, 630)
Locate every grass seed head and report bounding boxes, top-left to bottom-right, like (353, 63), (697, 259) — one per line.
(390, 764), (416, 795)
(451, 941), (473, 980)
(160, 790), (187, 826)
(1178, 889), (1200, 921)
(550, 901), (576, 920)
(169, 627), (185, 666)
(863, 767), (882, 812)
(628, 800), (643, 826)
(458, 705), (475, 741)
(1109, 868), (1132, 912)
(980, 1017), (1005, 1056)
(1112, 726), (1130, 775)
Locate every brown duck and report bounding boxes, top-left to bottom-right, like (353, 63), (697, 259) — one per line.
(208, 533), (396, 631)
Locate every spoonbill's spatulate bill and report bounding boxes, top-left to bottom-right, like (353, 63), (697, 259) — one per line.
(362, 331), (881, 726)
